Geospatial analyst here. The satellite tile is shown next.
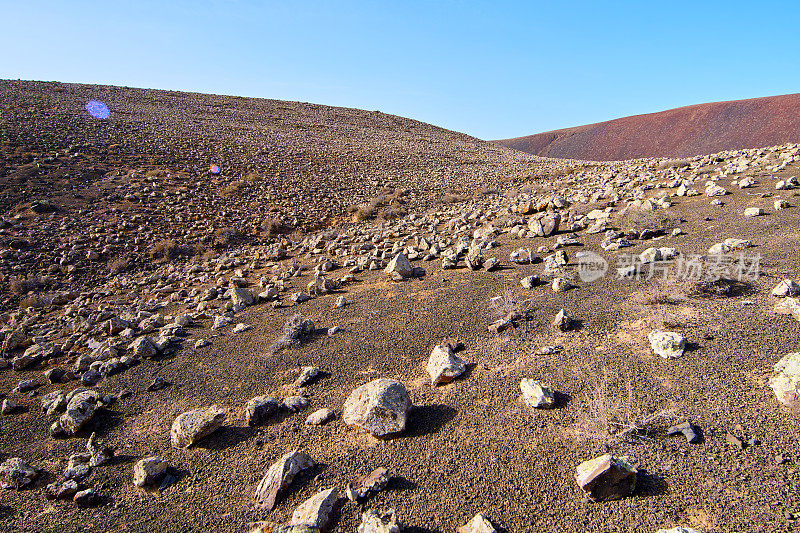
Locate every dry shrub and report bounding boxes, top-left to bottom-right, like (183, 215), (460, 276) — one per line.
(149, 239), (185, 260)
(270, 314), (314, 354)
(244, 172), (264, 182)
(262, 217), (289, 237)
(145, 169), (167, 178)
(613, 207), (680, 233)
(443, 192), (468, 204)
(108, 255), (130, 274)
(489, 288), (533, 319)
(220, 181), (244, 197)
(9, 275), (45, 296)
(19, 294), (49, 309)
(378, 205), (407, 221)
(477, 185), (498, 196)
(657, 158), (691, 170)
(214, 227), (244, 247)
(577, 367), (677, 445)
(631, 277), (689, 306)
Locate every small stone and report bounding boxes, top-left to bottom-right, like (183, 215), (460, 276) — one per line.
(457, 513), (497, 533)
(232, 323), (251, 333)
(744, 207), (765, 217)
(46, 479), (79, 499)
(773, 279), (800, 298)
(294, 366), (322, 387)
(520, 379), (556, 408)
(667, 421), (701, 444)
(334, 296), (347, 308)
(769, 352), (800, 407)
(133, 457), (168, 487)
(426, 343), (466, 386)
(648, 331), (686, 359)
(147, 377), (170, 391)
(306, 408), (335, 425)
(245, 396), (280, 426)
(194, 338), (211, 349)
(0, 457), (38, 489)
(484, 257), (500, 271)
(288, 487), (339, 531)
(73, 487), (99, 506)
(656, 528), (701, 533)
(575, 454), (637, 501)
(346, 467), (390, 501)
(551, 277), (571, 292)
(254, 450), (316, 510)
(1, 398), (17, 415)
(343, 379), (412, 437)
(358, 509), (400, 533)
(283, 396), (309, 412)
(520, 275), (540, 289)
(170, 405), (226, 448)
(552, 309), (572, 331)
(726, 432), (745, 449)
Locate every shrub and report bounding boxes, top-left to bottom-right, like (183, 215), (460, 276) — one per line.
(220, 181), (244, 197)
(108, 255), (130, 274)
(270, 314), (314, 354)
(577, 367), (677, 445)
(149, 239), (181, 260)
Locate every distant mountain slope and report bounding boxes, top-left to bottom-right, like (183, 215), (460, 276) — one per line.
(496, 93), (800, 161)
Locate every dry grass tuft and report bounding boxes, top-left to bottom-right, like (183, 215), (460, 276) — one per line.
(576, 367), (678, 446)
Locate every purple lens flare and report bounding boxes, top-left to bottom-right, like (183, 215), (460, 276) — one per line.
(209, 164), (221, 175)
(85, 100), (111, 119)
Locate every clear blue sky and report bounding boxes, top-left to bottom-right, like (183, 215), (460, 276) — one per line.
(2, 0), (800, 140)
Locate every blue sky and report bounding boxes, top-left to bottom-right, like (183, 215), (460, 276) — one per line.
(2, 1), (800, 139)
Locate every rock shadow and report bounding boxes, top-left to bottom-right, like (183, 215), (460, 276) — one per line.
(401, 404), (457, 439)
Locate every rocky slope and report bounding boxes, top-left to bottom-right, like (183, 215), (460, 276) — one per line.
(2, 81), (800, 533)
(497, 93), (800, 161)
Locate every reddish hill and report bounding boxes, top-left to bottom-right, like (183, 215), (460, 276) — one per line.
(497, 93), (800, 161)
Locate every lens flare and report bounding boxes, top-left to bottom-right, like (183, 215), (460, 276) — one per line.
(209, 164), (221, 175)
(85, 100), (110, 119)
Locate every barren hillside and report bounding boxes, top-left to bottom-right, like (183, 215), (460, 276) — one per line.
(497, 93), (800, 161)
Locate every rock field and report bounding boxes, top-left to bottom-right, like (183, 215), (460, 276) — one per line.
(1, 81), (800, 533)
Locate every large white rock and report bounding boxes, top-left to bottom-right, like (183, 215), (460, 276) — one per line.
(426, 344), (465, 386)
(648, 331), (686, 359)
(343, 379), (412, 437)
(770, 352), (800, 408)
(772, 279), (800, 297)
(520, 379), (556, 408)
(744, 207), (765, 217)
(384, 253), (413, 279)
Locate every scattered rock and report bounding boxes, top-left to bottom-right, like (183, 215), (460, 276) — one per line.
(343, 379), (412, 437)
(648, 331), (686, 359)
(246, 396), (280, 426)
(667, 421), (701, 443)
(306, 408), (335, 425)
(773, 279), (800, 297)
(575, 454), (637, 501)
(426, 343), (466, 386)
(457, 513), (497, 533)
(170, 405), (226, 448)
(384, 253), (413, 279)
(0, 457), (38, 489)
(358, 509), (401, 533)
(254, 450), (316, 510)
(769, 352), (800, 407)
(552, 309), (572, 331)
(520, 379), (556, 408)
(288, 487), (339, 531)
(133, 457), (168, 487)
(346, 467), (390, 501)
